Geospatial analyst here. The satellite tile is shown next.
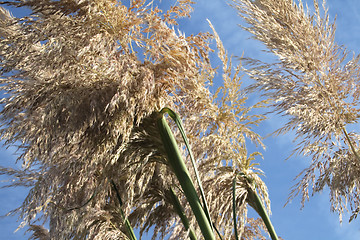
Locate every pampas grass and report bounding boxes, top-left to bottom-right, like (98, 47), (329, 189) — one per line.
(0, 0), (268, 239)
(232, 0), (360, 222)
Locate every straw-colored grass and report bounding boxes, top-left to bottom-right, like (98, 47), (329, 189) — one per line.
(0, 0), (269, 239)
(232, 0), (360, 222)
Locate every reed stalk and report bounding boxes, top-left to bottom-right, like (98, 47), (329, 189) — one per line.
(160, 108), (214, 229)
(169, 187), (198, 240)
(111, 180), (137, 240)
(157, 111), (216, 240)
(244, 178), (279, 240)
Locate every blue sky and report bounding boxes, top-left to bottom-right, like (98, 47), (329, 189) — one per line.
(1, 0), (360, 239)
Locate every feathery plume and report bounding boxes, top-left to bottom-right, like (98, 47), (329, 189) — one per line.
(232, 0), (360, 221)
(0, 0), (268, 238)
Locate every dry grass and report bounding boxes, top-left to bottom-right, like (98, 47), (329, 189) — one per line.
(0, 0), (268, 239)
(232, 0), (360, 222)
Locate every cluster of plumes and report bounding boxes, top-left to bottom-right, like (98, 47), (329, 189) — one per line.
(232, 0), (360, 221)
(0, 0), (269, 239)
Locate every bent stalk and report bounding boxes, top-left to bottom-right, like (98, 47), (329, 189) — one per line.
(169, 187), (198, 240)
(160, 107), (214, 230)
(157, 112), (216, 240)
(244, 177), (279, 240)
(111, 180), (137, 240)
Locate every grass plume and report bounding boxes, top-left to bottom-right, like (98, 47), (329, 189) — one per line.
(0, 0), (269, 239)
(232, 0), (360, 222)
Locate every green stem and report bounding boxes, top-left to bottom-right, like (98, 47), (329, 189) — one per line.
(160, 108), (214, 230)
(157, 114), (216, 240)
(247, 186), (279, 240)
(213, 224), (224, 240)
(111, 180), (137, 240)
(169, 187), (198, 240)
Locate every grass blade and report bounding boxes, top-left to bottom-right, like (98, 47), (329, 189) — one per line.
(111, 180), (137, 240)
(160, 108), (214, 230)
(157, 112), (216, 240)
(240, 173), (279, 240)
(169, 187), (198, 240)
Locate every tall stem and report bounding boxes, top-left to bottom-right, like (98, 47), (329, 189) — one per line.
(247, 186), (279, 240)
(169, 187), (198, 240)
(160, 107), (214, 230)
(157, 115), (216, 240)
(111, 180), (137, 240)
